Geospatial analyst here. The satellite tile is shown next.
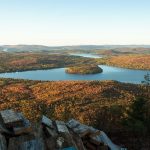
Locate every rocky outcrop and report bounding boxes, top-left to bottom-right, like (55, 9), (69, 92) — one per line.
(0, 109), (126, 150)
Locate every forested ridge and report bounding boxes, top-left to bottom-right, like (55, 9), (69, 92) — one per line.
(103, 54), (150, 70)
(0, 52), (150, 74)
(0, 52), (95, 73)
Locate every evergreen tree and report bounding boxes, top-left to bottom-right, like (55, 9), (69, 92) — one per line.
(123, 97), (149, 134)
(142, 73), (150, 86)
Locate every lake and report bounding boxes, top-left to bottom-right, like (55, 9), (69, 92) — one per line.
(70, 53), (103, 58)
(0, 53), (149, 84)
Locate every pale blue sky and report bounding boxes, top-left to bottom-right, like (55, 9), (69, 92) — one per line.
(0, 0), (150, 46)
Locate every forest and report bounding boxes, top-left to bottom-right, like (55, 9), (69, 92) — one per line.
(0, 52), (95, 73)
(0, 78), (150, 149)
(103, 54), (150, 70)
(65, 65), (103, 74)
(0, 51), (150, 74)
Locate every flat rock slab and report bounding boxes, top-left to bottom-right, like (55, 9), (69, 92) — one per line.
(67, 119), (100, 137)
(88, 127), (100, 136)
(66, 119), (80, 129)
(0, 110), (23, 128)
(67, 120), (90, 137)
(42, 115), (54, 128)
(55, 121), (69, 134)
(55, 121), (79, 149)
(73, 125), (90, 137)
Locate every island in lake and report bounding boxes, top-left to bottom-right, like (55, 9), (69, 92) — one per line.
(65, 65), (103, 74)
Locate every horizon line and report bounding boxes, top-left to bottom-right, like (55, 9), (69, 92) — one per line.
(1, 44), (150, 47)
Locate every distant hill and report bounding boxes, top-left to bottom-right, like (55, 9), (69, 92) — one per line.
(0, 44), (150, 52)
(0, 45), (52, 52)
(0, 45), (105, 52)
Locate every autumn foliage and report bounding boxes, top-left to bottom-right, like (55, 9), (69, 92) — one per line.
(65, 65), (103, 74)
(0, 78), (149, 126)
(105, 55), (150, 70)
(0, 78), (150, 149)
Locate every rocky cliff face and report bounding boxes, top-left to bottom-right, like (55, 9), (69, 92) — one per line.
(0, 109), (126, 150)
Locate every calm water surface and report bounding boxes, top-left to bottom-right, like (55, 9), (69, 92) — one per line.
(0, 53), (149, 84)
(70, 53), (103, 58)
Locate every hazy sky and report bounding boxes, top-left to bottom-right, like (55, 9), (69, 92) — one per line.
(0, 0), (150, 46)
